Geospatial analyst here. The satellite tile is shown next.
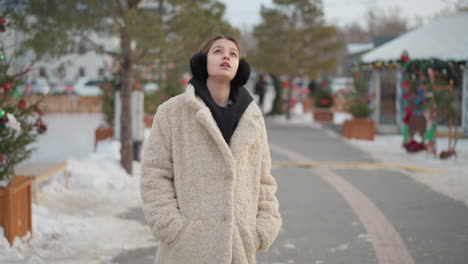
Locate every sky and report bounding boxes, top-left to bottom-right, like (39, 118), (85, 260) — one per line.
(218, 0), (452, 30)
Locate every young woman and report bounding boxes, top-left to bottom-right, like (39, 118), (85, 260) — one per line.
(140, 35), (281, 264)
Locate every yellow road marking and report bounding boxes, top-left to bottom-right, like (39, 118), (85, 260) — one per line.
(272, 161), (443, 174)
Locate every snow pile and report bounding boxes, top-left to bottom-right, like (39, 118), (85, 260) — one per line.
(0, 139), (155, 264)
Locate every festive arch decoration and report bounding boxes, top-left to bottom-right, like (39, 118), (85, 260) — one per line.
(351, 51), (466, 154)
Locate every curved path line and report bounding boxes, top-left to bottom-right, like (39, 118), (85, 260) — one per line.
(270, 143), (415, 264)
(272, 160), (443, 174)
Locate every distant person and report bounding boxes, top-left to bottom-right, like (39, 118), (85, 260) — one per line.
(255, 73), (267, 111)
(308, 80), (317, 97)
(140, 35), (282, 264)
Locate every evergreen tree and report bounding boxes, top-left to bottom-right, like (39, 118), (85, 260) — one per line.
(251, 0), (343, 118)
(0, 10), (47, 182)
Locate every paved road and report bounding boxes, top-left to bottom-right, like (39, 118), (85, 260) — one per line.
(113, 118), (468, 264)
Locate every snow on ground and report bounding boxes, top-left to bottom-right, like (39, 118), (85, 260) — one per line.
(0, 138), (155, 264)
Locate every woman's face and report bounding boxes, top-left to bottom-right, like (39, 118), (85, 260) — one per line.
(206, 39), (239, 82)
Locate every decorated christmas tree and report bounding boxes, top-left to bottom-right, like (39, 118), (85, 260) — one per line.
(0, 16), (47, 184)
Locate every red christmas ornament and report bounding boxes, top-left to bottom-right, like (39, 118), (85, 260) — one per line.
(2, 81), (12, 92)
(36, 119), (47, 134)
(0, 18), (5, 32)
(18, 99), (27, 109)
(0, 154), (4, 163)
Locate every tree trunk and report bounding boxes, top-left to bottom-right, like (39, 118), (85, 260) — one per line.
(286, 77), (294, 120)
(268, 74), (283, 115)
(120, 31), (133, 174)
(448, 112), (453, 150)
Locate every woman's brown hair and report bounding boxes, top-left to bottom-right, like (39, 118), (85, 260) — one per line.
(199, 35), (241, 55)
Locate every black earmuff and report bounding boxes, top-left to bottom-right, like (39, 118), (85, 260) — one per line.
(189, 52), (209, 81)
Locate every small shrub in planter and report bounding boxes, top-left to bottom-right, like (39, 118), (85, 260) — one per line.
(313, 81), (334, 122)
(347, 100), (373, 119)
(313, 83), (334, 109)
(342, 73), (375, 140)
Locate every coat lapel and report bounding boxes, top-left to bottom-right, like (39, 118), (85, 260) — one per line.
(184, 84), (262, 165)
(230, 104), (262, 161)
(185, 84), (234, 168)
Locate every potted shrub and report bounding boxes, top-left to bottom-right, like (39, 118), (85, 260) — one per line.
(1, 60), (47, 245)
(342, 73), (375, 140)
(313, 81), (334, 122)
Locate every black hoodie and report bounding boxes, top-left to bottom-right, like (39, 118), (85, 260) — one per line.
(189, 52), (253, 145)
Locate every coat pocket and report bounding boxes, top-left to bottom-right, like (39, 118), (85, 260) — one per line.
(169, 219), (191, 247)
(235, 224), (258, 264)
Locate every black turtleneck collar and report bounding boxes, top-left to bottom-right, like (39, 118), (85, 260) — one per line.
(190, 77), (253, 145)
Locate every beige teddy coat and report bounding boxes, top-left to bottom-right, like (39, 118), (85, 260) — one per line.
(140, 84), (282, 264)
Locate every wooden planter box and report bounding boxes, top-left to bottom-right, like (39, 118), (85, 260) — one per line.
(342, 118), (375, 140)
(313, 108), (334, 122)
(94, 126), (114, 151)
(301, 97), (315, 113)
(0, 176), (33, 246)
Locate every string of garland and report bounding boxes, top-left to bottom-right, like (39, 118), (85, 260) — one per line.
(351, 58), (466, 88)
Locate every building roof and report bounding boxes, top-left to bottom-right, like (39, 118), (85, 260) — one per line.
(347, 43), (374, 55)
(362, 12), (468, 62)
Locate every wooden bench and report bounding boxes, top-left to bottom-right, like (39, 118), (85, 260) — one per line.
(15, 162), (69, 204)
